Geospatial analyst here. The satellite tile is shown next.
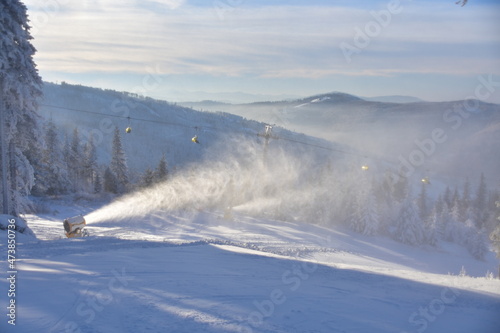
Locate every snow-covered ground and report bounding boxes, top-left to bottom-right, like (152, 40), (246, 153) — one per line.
(1, 199), (499, 333)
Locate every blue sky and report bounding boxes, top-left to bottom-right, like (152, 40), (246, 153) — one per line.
(24, 0), (500, 103)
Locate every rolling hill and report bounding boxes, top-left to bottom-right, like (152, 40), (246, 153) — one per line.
(180, 93), (500, 187)
(38, 83), (344, 176)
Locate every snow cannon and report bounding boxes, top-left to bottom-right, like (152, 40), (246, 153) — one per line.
(63, 215), (89, 238)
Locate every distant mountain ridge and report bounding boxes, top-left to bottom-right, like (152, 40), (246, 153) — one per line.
(361, 95), (425, 103)
(182, 92), (500, 186)
(179, 92), (424, 106)
(37, 83), (500, 186)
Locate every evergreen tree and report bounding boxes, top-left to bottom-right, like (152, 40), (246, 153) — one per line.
(489, 200), (500, 256)
(451, 195), (464, 223)
(348, 171), (379, 235)
(394, 196), (424, 245)
(353, 188), (379, 236)
(443, 186), (452, 208)
(473, 172), (488, 230)
(342, 186), (358, 227)
(94, 170), (102, 194)
(68, 128), (83, 191)
(391, 171), (409, 202)
(467, 230), (488, 260)
(155, 153), (168, 182)
(8, 142), (35, 214)
(0, 0), (43, 215)
(140, 167), (155, 188)
(439, 204), (454, 241)
(110, 126), (128, 193)
(62, 134), (71, 174)
(451, 187), (460, 209)
(435, 195), (444, 216)
(349, 174), (380, 237)
(424, 207), (439, 246)
(463, 219), (488, 260)
(35, 119), (70, 195)
(443, 213), (462, 243)
(103, 167), (118, 194)
(487, 191), (500, 232)
(83, 136), (98, 192)
(374, 170), (399, 233)
(459, 178), (471, 222)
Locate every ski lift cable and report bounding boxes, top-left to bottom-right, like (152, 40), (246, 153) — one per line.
(276, 135), (397, 166)
(39, 103), (203, 131)
(40, 103), (398, 167)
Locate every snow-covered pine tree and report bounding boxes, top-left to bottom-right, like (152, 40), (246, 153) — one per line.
(443, 214), (462, 244)
(8, 141), (35, 214)
(443, 186), (452, 208)
(110, 126), (128, 193)
(473, 172), (488, 230)
(155, 153), (168, 182)
(391, 170), (409, 203)
(94, 169), (102, 194)
(68, 128), (83, 191)
(424, 207), (439, 246)
(470, 231), (489, 260)
(360, 189), (379, 236)
(394, 195), (424, 245)
(452, 187), (460, 205)
(83, 136), (98, 192)
(489, 201), (500, 257)
(487, 191), (500, 234)
(140, 167), (155, 188)
(434, 195), (444, 216)
(463, 219), (488, 260)
(450, 195), (464, 223)
(438, 204), (453, 240)
(373, 170), (398, 234)
(350, 182), (379, 236)
(348, 170), (379, 236)
(35, 119), (70, 195)
(62, 134), (71, 172)
(459, 178), (471, 222)
(103, 167), (118, 194)
(342, 184), (357, 228)
(0, 0), (43, 215)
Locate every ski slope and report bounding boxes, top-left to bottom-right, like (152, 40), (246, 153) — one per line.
(1, 200), (499, 333)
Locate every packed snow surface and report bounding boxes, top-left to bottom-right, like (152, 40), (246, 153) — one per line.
(1, 198), (499, 333)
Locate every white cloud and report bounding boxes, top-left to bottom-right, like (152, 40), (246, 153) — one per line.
(25, 2), (500, 80)
(150, 0), (186, 10)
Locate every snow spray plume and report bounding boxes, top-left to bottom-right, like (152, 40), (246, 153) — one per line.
(86, 135), (365, 226)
